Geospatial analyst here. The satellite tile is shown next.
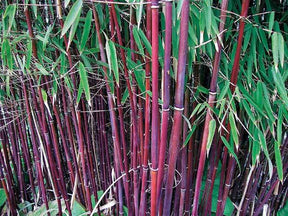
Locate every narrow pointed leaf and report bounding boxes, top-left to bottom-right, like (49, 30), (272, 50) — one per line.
(61, 0), (82, 37)
(80, 10), (92, 52)
(79, 62), (91, 106)
(106, 40), (119, 85)
(206, 119), (216, 153)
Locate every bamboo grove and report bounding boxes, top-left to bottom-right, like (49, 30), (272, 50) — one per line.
(0, 0), (288, 215)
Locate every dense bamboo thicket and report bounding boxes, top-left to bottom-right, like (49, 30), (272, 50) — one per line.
(0, 0), (288, 215)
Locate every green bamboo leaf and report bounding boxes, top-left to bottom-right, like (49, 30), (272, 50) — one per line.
(217, 81), (230, 102)
(190, 103), (206, 119)
(251, 29), (257, 70)
(133, 26), (144, 56)
(79, 62), (91, 106)
(30, 0), (37, 17)
(81, 54), (93, 72)
(137, 28), (152, 55)
(272, 69), (288, 109)
(268, 11), (275, 38)
(41, 89), (52, 117)
(278, 33), (284, 67)
(41, 89), (48, 103)
(77, 84), (83, 105)
(204, 4), (212, 37)
(3, 4), (16, 33)
(229, 112), (239, 148)
(64, 76), (73, 91)
(5, 75), (10, 97)
(106, 40), (119, 85)
(136, 0), (144, 28)
(67, 11), (81, 50)
(239, 84), (268, 118)
(183, 125), (197, 146)
(274, 142), (283, 181)
(134, 68), (145, 93)
(64, 0), (71, 8)
(272, 32), (279, 69)
(258, 130), (273, 179)
(80, 10), (92, 52)
(243, 26), (252, 52)
(61, 0), (82, 37)
(206, 119), (216, 153)
(278, 199), (288, 215)
(121, 88), (129, 105)
(177, 0), (184, 18)
(0, 189), (7, 208)
(258, 28), (269, 52)
(1, 39), (13, 69)
(252, 140), (260, 165)
(277, 106), (283, 144)
(51, 79), (58, 104)
(35, 63), (49, 75)
(43, 25), (53, 50)
(261, 83), (275, 123)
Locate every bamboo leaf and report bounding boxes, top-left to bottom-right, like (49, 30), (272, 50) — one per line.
(41, 89), (48, 103)
(277, 105), (283, 144)
(268, 11), (275, 38)
(183, 125), (197, 146)
(43, 25), (53, 50)
(278, 33), (284, 67)
(41, 89), (52, 118)
(1, 39), (13, 69)
(77, 84), (83, 105)
(177, 0), (184, 18)
(30, 0), (37, 18)
(64, 0), (71, 8)
(229, 112), (239, 148)
(35, 63), (49, 75)
(67, 11), (81, 50)
(121, 88), (129, 105)
(61, 0), (82, 37)
(277, 199), (288, 215)
(272, 32), (279, 69)
(217, 81), (230, 102)
(190, 103), (206, 119)
(137, 28), (152, 55)
(274, 142), (283, 181)
(133, 26), (144, 56)
(258, 28), (269, 52)
(206, 119), (216, 154)
(80, 10), (92, 52)
(252, 140), (260, 165)
(243, 26), (252, 52)
(136, 0), (144, 28)
(79, 62), (91, 106)
(0, 189), (7, 208)
(258, 130), (273, 179)
(3, 4), (16, 34)
(272, 68), (288, 109)
(134, 68), (145, 93)
(106, 40), (119, 85)
(261, 83), (275, 123)
(204, 4), (212, 37)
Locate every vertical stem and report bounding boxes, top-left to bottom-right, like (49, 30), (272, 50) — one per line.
(139, 1), (152, 214)
(150, 0), (160, 215)
(163, 0), (190, 214)
(156, 0), (172, 209)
